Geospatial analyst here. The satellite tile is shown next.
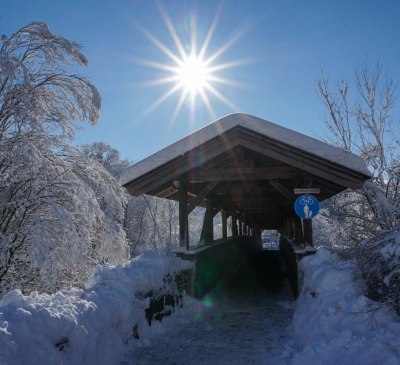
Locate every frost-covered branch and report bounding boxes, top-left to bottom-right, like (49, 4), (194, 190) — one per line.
(0, 22), (101, 140)
(0, 23), (130, 297)
(316, 62), (400, 312)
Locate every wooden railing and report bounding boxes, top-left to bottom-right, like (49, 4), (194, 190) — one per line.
(136, 268), (193, 326)
(279, 235), (317, 297)
(174, 236), (259, 297)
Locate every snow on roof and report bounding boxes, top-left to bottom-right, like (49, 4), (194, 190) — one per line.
(120, 113), (370, 185)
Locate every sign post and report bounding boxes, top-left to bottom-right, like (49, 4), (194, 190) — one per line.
(294, 194), (320, 246)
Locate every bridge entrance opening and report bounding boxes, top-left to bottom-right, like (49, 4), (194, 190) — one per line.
(261, 230), (279, 250)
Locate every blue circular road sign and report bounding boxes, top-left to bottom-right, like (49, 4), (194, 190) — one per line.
(294, 194), (320, 219)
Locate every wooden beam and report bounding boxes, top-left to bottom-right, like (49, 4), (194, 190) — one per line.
(189, 166), (298, 183)
(199, 200), (215, 245)
(178, 180), (189, 249)
(238, 218), (243, 236)
(187, 181), (218, 214)
(268, 180), (296, 203)
(294, 216), (304, 245)
(221, 210), (227, 239)
(237, 130), (368, 190)
(231, 212), (238, 237)
(156, 186), (177, 198)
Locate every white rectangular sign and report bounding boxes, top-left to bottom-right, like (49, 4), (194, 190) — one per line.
(294, 188), (320, 195)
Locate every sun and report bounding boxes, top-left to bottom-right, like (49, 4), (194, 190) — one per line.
(176, 53), (209, 96)
(135, 6), (247, 122)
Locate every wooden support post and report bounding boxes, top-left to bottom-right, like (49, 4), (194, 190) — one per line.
(283, 216), (288, 236)
(285, 216), (290, 237)
(285, 216), (291, 238)
(178, 180), (189, 249)
(290, 217), (295, 239)
(299, 174), (313, 246)
(199, 199), (214, 245)
(187, 181), (218, 214)
(294, 216), (304, 245)
(303, 219), (313, 246)
(254, 226), (261, 242)
(221, 210), (227, 239)
(232, 212), (238, 237)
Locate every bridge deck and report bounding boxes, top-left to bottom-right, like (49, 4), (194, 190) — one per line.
(126, 254), (293, 365)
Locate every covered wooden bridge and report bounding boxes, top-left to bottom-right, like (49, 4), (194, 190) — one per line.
(121, 113), (370, 296)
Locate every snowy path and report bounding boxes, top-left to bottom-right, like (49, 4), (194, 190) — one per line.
(122, 253), (294, 365)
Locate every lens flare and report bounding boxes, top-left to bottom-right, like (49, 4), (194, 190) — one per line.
(203, 296), (214, 308)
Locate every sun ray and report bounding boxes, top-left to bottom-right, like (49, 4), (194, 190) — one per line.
(158, 4), (187, 61)
(205, 83), (237, 110)
(141, 82), (182, 118)
(204, 25), (252, 66)
(190, 14), (197, 56)
(198, 5), (222, 61)
(199, 88), (217, 120)
(207, 59), (252, 73)
(138, 75), (180, 87)
(136, 23), (182, 65)
(206, 75), (244, 87)
(133, 57), (179, 73)
(172, 89), (189, 121)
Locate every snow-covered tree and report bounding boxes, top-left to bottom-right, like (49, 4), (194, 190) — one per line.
(317, 63), (399, 233)
(0, 22), (100, 139)
(80, 142), (130, 179)
(316, 62), (400, 312)
(0, 23), (129, 296)
(78, 142), (181, 256)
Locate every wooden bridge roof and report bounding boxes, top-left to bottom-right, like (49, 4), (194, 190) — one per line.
(121, 113), (370, 229)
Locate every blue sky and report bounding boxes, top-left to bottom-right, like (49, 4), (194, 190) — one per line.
(1, 0), (399, 162)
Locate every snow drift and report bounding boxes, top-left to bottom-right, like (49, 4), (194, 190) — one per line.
(285, 249), (400, 365)
(0, 254), (193, 365)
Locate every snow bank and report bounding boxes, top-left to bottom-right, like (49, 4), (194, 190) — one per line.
(285, 249), (400, 365)
(0, 254), (193, 365)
